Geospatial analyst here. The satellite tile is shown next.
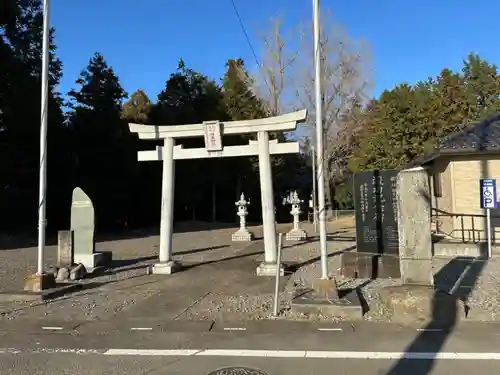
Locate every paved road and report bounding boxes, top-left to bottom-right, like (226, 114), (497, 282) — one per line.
(2, 320), (500, 374)
(3, 354), (500, 375)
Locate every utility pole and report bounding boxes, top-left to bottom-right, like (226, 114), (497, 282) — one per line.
(313, 0), (329, 279)
(37, 0), (50, 276)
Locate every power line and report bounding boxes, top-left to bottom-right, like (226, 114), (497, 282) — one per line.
(229, 0), (261, 68)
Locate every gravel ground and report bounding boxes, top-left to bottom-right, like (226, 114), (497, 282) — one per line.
(4, 218), (498, 324)
(0, 224), (258, 322)
(178, 223), (359, 322)
(0, 221), (326, 323)
(282, 240), (500, 323)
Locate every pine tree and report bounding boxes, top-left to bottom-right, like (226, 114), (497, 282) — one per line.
(150, 60), (227, 221)
(151, 59), (223, 125)
(121, 89), (152, 123)
(349, 53), (500, 173)
(222, 59), (266, 121)
(430, 68), (473, 138)
(462, 53), (500, 120)
(67, 53), (135, 230)
(0, 0), (67, 231)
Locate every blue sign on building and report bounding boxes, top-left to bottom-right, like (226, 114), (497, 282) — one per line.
(480, 179), (498, 209)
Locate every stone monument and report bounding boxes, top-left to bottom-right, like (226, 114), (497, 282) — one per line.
(57, 230), (73, 268)
(396, 167), (434, 286)
(232, 193), (254, 241)
(71, 187), (108, 270)
(284, 191), (307, 240)
(342, 167), (433, 286)
(375, 168), (437, 324)
(341, 169), (401, 279)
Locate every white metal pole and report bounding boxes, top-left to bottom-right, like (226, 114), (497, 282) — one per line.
(272, 233), (283, 317)
(312, 146), (317, 232)
(37, 0), (50, 275)
(313, 0), (329, 279)
(487, 208), (492, 258)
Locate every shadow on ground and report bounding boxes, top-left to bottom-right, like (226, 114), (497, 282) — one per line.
(285, 245), (356, 273)
(382, 255), (486, 375)
(0, 221), (237, 250)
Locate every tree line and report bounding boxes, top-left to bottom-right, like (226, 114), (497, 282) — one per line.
(252, 14), (500, 209)
(2, 1), (499, 233)
(329, 54), (500, 206)
(1, 1), (309, 234)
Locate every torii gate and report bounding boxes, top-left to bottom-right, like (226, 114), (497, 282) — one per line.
(129, 109), (307, 276)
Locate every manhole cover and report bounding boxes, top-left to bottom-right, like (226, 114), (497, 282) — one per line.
(206, 367), (269, 375)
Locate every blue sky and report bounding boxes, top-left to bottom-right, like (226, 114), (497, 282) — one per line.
(52, 0), (500, 102)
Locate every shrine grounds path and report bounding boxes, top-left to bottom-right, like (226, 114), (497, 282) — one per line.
(0, 220), (356, 325)
(3, 215), (500, 324)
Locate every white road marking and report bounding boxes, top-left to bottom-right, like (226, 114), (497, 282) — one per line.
(106, 349), (200, 356)
(2, 348), (500, 360)
(41, 327), (64, 331)
(223, 327), (247, 331)
(416, 328), (444, 332)
(130, 328), (153, 331)
(317, 328), (343, 332)
(450, 260), (475, 295)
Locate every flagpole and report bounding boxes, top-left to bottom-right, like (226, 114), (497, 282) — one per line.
(37, 0), (50, 275)
(313, 0), (329, 279)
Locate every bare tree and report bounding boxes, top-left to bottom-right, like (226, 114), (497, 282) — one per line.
(252, 16), (298, 117)
(252, 11), (371, 208)
(294, 11), (371, 208)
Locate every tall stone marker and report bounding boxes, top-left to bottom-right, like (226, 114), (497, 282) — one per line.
(397, 167), (434, 286)
(71, 187), (106, 270)
(344, 170), (401, 278)
(57, 230), (73, 267)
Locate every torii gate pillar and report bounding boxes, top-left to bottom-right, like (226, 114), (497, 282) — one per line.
(129, 110), (307, 276)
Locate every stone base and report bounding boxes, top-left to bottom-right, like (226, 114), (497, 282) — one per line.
(312, 278), (340, 298)
(232, 228), (254, 242)
(23, 273), (56, 292)
(256, 262), (284, 277)
(74, 251), (112, 271)
(341, 252), (401, 279)
(285, 228), (308, 241)
(291, 286), (363, 319)
(152, 260), (182, 275)
(400, 257), (434, 286)
(379, 284), (463, 327)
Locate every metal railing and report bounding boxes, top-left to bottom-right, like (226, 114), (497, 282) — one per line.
(307, 209), (354, 222)
(431, 208), (500, 243)
(331, 209), (355, 221)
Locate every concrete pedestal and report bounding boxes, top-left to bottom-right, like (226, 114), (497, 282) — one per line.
(291, 278), (363, 319)
(74, 251), (112, 271)
(152, 260), (181, 275)
(232, 228), (254, 241)
(23, 273), (56, 292)
(285, 228), (307, 241)
(256, 262), (284, 276)
(291, 287), (362, 319)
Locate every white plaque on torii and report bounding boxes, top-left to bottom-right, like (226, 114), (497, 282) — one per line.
(204, 120), (223, 152)
(128, 109), (307, 276)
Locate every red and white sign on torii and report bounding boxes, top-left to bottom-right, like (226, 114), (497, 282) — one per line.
(129, 110), (307, 276)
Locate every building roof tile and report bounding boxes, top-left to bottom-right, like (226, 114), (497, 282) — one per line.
(406, 113), (500, 168)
